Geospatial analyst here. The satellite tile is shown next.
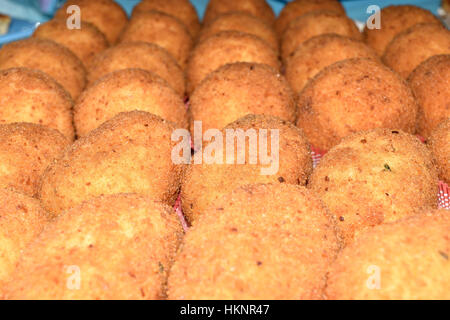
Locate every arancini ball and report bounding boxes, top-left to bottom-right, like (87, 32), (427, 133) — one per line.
(188, 62), (296, 134)
(169, 183), (339, 300)
(0, 122), (69, 197)
(203, 0), (275, 26)
(39, 111), (184, 217)
(383, 23), (450, 79)
(186, 31), (280, 94)
(275, 0), (345, 36)
(181, 114), (313, 223)
(408, 54), (450, 138)
(0, 38), (86, 100)
(33, 19), (109, 67)
(296, 58), (418, 151)
(0, 68), (75, 140)
(54, 0), (128, 44)
(364, 5), (442, 56)
(309, 128), (439, 246)
(1, 193), (183, 300)
(199, 11), (278, 52)
(325, 210), (450, 300)
(0, 189), (48, 287)
(74, 68), (188, 137)
(87, 42), (185, 96)
(118, 11), (193, 70)
(281, 10), (362, 61)
(132, 0), (200, 38)
(285, 34), (378, 94)
(428, 118), (450, 183)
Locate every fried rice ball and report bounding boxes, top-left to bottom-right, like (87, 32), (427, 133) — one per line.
(408, 55), (450, 138)
(0, 189), (48, 287)
(54, 0), (128, 44)
(199, 12), (278, 52)
(39, 111), (184, 217)
(296, 58), (418, 151)
(0, 68), (74, 140)
(87, 42), (185, 96)
(132, 0), (200, 38)
(181, 114), (313, 223)
(33, 19), (109, 67)
(74, 68), (187, 137)
(383, 23), (450, 79)
(309, 128), (439, 246)
(325, 210), (450, 300)
(118, 11), (193, 70)
(275, 0), (346, 36)
(1, 193), (183, 300)
(364, 5), (442, 56)
(170, 183), (339, 300)
(189, 62), (296, 134)
(428, 118), (450, 183)
(0, 123), (69, 197)
(0, 38), (86, 100)
(285, 34), (378, 94)
(281, 10), (362, 61)
(186, 31), (280, 94)
(203, 0), (275, 26)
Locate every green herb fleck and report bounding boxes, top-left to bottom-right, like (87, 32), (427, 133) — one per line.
(383, 164), (391, 171)
(158, 262), (165, 273)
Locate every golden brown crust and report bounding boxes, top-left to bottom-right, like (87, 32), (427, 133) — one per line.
(325, 210), (450, 299)
(296, 58), (418, 151)
(382, 23), (450, 79)
(54, 0), (128, 44)
(118, 10), (193, 70)
(0, 38), (86, 100)
(75, 68), (188, 137)
(0, 67), (75, 140)
(408, 55), (450, 138)
(87, 42), (185, 96)
(309, 128), (439, 246)
(428, 118), (450, 183)
(186, 31), (280, 94)
(39, 111), (185, 217)
(1, 194), (183, 300)
(170, 183), (339, 300)
(181, 114), (313, 223)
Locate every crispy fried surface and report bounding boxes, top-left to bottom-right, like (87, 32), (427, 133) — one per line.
(54, 0), (128, 44)
(119, 11), (193, 70)
(364, 5), (442, 56)
(74, 68), (187, 137)
(33, 19), (109, 68)
(309, 128), (439, 246)
(275, 0), (345, 36)
(199, 12), (278, 52)
(39, 111), (184, 217)
(383, 23), (450, 79)
(203, 0), (275, 26)
(170, 183), (339, 300)
(281, 10), (362, 61)
(0, 189), (48, 286)
(132, 0), (200, 38)
(87, 42), (185, 96)
(0, 38), (86, 100)
(181, 114), (313, 223)
(189, 62), (296, 133)
(408, 55), (450, 138)
(0, 68), (74, 140)
(428, 118), (450, 183)
(1, 193), (183, 300)
(187, 31), (280, 94)
(0, 123), (69, 197)
(325, 210), (450, 300)
(285, 34), (378, 94)
(296, 58), (418, 151)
